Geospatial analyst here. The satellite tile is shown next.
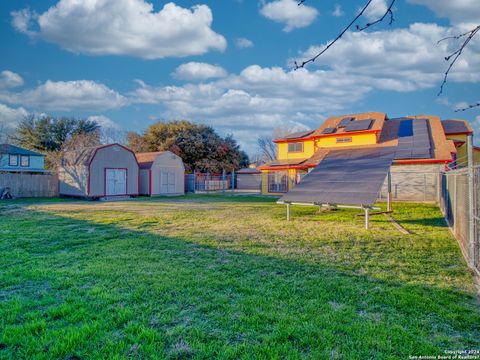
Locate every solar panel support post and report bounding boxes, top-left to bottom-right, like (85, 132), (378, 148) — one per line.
(364, 207), (370, 230)
(286, 203), (291, 221)
(387, 170), (392, 212)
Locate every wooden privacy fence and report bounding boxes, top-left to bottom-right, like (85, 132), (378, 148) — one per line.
(0, 172), (58, 198)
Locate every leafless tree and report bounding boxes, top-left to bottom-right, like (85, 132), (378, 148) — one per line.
(257, 136), (277, 163)
(101, 127), (128, 145)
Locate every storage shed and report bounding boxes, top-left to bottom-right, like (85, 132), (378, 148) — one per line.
(236, 168), (261, 191)
(59, 143), (139, 199)
(136, 151), (185, 196)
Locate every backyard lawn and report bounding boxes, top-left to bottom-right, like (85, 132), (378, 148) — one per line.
(0, 195), (479, 359)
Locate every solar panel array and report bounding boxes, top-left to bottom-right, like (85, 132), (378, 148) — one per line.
(280, 147), (396, 206)
(283, 130), (315, 140)
(322, 127), (337, 134)
(394, 118), (431, 160)
(344, 119), (373, 132)
(338, 117), (355, 127)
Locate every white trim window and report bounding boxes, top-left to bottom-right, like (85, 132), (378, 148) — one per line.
(20, 155), (29, 167)
(268, 171), (288, 193)
(9, 155), (18, 166)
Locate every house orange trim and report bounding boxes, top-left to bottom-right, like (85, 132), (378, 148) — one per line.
(273, 129), (381, 143)
(394, 159), (450, 165)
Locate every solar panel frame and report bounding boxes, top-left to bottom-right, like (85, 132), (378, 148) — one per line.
(322, 127), (337, 134)
(280, 147), (396, 206)
(338, 117), (355, 127)
(344, 119), (374, 132)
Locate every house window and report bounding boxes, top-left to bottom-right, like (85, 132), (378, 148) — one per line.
(268, 171), (288, 193)
(336, 137), (352, 143)
(20, 155), (30, 167)
(9, 155), (18, 166)
(288, 142), (303, 153)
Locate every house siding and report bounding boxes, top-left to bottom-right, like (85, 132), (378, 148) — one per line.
(0, 154), (45, 172)
(150, 152), (185, 196)
(58, 165), (89, 197)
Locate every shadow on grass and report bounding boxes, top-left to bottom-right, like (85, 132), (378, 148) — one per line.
(0, 204), (479, 359)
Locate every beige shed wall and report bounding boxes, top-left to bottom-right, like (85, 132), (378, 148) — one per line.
(139, 169), (150, 195)
(150, 152), (185, 195)
(89, 145), (139, 197)
(58, 165), (89, 196)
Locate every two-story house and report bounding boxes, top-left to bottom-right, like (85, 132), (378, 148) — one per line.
(0, 144), (46, 172)
(258, 112), (476, 198)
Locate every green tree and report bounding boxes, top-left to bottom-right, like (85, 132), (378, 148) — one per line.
(12, 115), (100, 169)
(13, 115), (100, 152)
(128, 120), (249, 172)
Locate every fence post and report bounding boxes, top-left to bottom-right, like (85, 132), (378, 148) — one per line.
(222, 169), (226, 193)
(453, 174), (457, 235)
(467, 135), (475, 266)
(231, 170), (235, 193)
(387, 170), (392, 212)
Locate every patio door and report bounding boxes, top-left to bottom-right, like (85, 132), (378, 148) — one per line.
(160, 171), (176, 193)
(106, 169), (127, 195)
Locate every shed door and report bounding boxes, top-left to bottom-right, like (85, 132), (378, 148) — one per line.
(160, 171), (176, 193)
(106, 169), (127, 195)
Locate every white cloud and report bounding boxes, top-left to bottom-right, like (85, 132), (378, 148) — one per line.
(363, 0), (388, 22)
(235, 37), (254, 49)
(173, 62), (227, 81)
(407, 0), (480, 25)
(260, 0), (318, 32)
(1, 80), (127, 111)
(296, 23), (480, 92)
(11, 0), (226, 59)
(454, 101), (470, 111)
(0, 71), (24, 89)
(332, 4), (344, 17)
(129, 65), (369, 149)
(87, 115), (120, 129)
(0, 103), (29, 130)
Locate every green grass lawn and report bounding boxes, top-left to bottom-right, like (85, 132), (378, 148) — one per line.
(0, 195), (479, 359)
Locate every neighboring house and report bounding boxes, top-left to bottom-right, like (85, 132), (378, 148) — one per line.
(441, 119), (480, 165)
(0, 144), (46, 172)
(58, 143), (139, 199)
(258, 112), (471, 200)
(136, 151), (185, 196)
(236, 168), (262, 191)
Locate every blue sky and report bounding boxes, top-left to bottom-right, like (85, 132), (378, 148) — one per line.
(1, 0), (479, 153)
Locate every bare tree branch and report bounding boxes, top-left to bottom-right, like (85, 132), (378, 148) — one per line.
(294, 0), (396, 69)
(437, 25), (480, 96)
(356, 0), (396, 31)
(454, 102), (480, 112)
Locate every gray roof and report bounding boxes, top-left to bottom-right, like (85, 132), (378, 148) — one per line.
(276, 130), (314, 141)
(441, 120), (471, 134)
(236, 168), (261, 174)
(0, 144), (45, 157)
(62, 146), (98, 166)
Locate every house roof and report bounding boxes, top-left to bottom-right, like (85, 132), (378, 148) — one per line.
(274, 130), (314, 142)
(236, 167), (261, 174)
(135, 151), (167, 169)
(62, 146), (101, 166)
(258, 158), (307, 169)
(441, 119), (472, 134)
(312, 112), (387, 138)
(62, 143), (134, 166)
(0, 144), (45, 157)
(261, 113), (460, 170)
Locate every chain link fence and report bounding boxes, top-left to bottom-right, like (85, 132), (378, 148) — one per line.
(439, 166), (480, 273)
